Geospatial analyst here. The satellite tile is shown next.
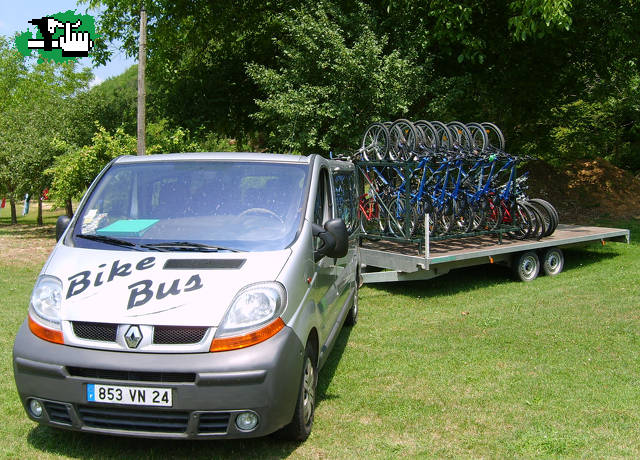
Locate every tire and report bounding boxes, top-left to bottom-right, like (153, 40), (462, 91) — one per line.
(521, 201), (545, 240)
(430, 121), (453, 150)
(529, 198), (559, 235)
(541, 247), (563, 276)
(389, 119), (418, 161)
(387, 196), (417, 237)
(447, 121), (474, 152)
(414, 120), (439, 150)
(526, 200), (554, 237)
(276, 341), (318, 441)
(466, 122), (489, 154)
(362, 122), (390, 161)
(481, 122), (505, 151)
(513, 250), (540, 281)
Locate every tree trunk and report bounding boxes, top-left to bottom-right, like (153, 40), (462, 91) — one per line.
(10, 197), (17, 224)
(37, 198), (43, 226)
(65, 198), (73, 217)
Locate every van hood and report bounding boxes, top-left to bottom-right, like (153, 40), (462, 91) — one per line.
(44, 245), (291, 327)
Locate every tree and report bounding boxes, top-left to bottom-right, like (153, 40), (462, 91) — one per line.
(90, 1), (640, 165)
(0, 35), (91, 224)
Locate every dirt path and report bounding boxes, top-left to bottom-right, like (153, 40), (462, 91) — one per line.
(0, 224), (56, 267)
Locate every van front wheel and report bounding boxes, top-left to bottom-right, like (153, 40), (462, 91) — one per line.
(275, 342), (317, 441)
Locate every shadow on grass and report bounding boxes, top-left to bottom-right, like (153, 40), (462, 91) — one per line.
(27, 424), (302, 459)
(0, 223), (56, 239)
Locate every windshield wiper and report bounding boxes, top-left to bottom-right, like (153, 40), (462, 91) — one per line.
(139, 241), (244, 252)
(76, 234), (141, 250)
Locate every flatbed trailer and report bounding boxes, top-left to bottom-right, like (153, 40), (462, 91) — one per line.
(359, 224), (630, 283)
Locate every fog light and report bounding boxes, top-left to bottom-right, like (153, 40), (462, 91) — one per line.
(29, 399), (44, 418)
(235, 411), (259, 431)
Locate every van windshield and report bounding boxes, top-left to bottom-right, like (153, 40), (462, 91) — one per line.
(72, 160), (310, 252)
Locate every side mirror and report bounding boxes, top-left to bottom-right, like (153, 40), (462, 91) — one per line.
(312, 218), (349, 262)
(56, 215), (71, 241)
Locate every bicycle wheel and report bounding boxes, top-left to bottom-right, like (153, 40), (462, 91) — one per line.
(447, 121), (475, 152)
(386, 196), (417, 238)
(466, 122), (489, 154)
(414, 120), (439, 151)
(525, 200), (554, 238)
(448, 197), (474, 234)
(483, 196), (502, 231)
(507, 201), (533, 240)
(521, 201), (544, 240)
(528, 198), (558, 235)
(430, 121), (452, 151)
(362, 122), (390, 161)
(389, 119), (418, 161)
(481, 122), (505, 151)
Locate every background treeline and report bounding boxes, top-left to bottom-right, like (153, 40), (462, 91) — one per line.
(1, 0), (639, 223)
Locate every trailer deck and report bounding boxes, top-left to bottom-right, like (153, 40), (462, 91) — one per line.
(359, 224), (630, 283)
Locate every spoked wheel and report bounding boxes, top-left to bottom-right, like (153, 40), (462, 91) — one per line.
(541, 247), (564, 276)
(362, 122), (390, 161)
(387, 197), (417, 238)
(513, 250), (540, 282)
(389, 119), (418, 161)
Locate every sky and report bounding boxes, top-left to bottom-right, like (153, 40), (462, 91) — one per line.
(0, 0), (136, 86)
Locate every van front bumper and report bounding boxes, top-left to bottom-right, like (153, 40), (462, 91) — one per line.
(13, 320), (304, 439)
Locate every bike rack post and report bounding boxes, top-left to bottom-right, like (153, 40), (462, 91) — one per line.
(424, 212), (430, 270)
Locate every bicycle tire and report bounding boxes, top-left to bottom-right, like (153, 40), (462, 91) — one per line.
(414, 120), (439, 151)
(430, 121), (453, 151)
(362, 122), (390, 161)
(525, 200), (554, 238)
(389, 119), (418, 161)
(466, 122), (489, 154)
(481, 122), (505, 151)
(528, 198), (559, 234)
(447, 121), (475, 152)
(521, 201), (544, 240)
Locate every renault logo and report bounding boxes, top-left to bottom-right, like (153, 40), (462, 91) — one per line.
(124, 325), (143, 349)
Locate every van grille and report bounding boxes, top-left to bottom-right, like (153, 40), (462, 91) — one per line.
(78, 405), (189, 433)
(154, 326), (208, 344)
(71, 322), (209, 345)
(66, 367), (196, 383)
(73, 322), (118, 342)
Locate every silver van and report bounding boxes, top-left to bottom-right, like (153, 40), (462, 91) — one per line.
(13, 153), (359, 440)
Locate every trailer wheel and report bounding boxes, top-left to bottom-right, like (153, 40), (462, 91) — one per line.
(542, 247), (564, 276)
(513, 251), (540, 282)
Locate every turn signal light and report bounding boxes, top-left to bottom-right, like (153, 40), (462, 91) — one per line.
(28, 315), (64, 344)
(210, 318), (285, 352)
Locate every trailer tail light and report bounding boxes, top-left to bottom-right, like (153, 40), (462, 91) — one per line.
(209, 318), (285, 352)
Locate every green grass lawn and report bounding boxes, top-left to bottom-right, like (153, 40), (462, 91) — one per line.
(1, 217), (638, 458)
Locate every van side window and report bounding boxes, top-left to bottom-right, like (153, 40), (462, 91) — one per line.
(333, 170), (357, 233)
(314, 169), (330, 226)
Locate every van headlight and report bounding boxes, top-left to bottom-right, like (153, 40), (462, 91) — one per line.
(30, 275), (63, 326)
(28, 275), (65, 344)
(210, 282), (286, 352)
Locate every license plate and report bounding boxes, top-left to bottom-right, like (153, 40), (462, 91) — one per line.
(87, 383), (172, 407)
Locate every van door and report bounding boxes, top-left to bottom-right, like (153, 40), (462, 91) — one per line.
(310, 168), (340, 343)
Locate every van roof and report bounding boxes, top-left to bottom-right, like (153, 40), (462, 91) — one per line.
(114, 152), (313, 164)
